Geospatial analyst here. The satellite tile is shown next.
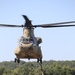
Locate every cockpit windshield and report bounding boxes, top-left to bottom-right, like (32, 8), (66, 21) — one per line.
(19, 36), (34, 44)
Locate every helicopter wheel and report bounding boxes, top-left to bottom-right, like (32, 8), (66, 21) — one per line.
(14, 58), (17, 62)
(37, 58), (39, 63)
(37, 58), (42, 64)
(39, 58), (42, 64)
(14, 58), (20, 63)
(17, 58), (20, 63)
(28, 58), (30, 60)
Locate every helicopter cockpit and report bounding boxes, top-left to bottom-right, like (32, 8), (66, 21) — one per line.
(19, 36), (34, 44)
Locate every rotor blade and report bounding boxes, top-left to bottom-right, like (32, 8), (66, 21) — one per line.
(39, 21), (75, 26)
(33, 24), (75, 28)
(43, 24), (75, 28)
(22, 15), (30, 21)
(34, 21), (75, 27)
(0, 24), (23, 27)
(33, 21), (75, 28)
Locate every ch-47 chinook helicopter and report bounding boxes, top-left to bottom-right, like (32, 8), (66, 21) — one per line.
(0, 15), (75, 65)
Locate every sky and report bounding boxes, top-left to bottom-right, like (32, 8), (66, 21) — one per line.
(0, 0), (75, 62)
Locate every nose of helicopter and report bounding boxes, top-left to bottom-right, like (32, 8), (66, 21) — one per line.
(19, 42), (33, 49)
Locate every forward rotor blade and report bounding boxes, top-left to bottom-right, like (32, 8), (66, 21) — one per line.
(33, 21), (75, 28)
(0, 24), (23, 27)
(33, 24), (75, 28)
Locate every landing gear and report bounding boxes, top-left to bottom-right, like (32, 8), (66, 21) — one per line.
(28, 58), (30, 60)
(14, 58), (20, 63)
(37, 58), (43, 74)
(37, 58), (42, 64)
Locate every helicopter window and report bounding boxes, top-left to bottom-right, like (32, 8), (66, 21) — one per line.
(19, 36), (34, 44)
(25, 39), (29, 41)
(19, 37), (24, 42)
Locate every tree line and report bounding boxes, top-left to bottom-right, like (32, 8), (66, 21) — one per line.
(0, 60), (75, 75)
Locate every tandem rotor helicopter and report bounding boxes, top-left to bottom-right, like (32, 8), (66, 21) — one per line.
(0, 15), (75, 64)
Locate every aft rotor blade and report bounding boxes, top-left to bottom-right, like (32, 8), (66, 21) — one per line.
(22, 15), (30, 21)
(0, 24), (23, 27)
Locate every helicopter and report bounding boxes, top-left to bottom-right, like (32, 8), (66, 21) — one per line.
(0, 15), (75, 64)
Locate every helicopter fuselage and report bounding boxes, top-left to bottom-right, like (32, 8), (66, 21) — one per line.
(14, 27), (42, 60)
